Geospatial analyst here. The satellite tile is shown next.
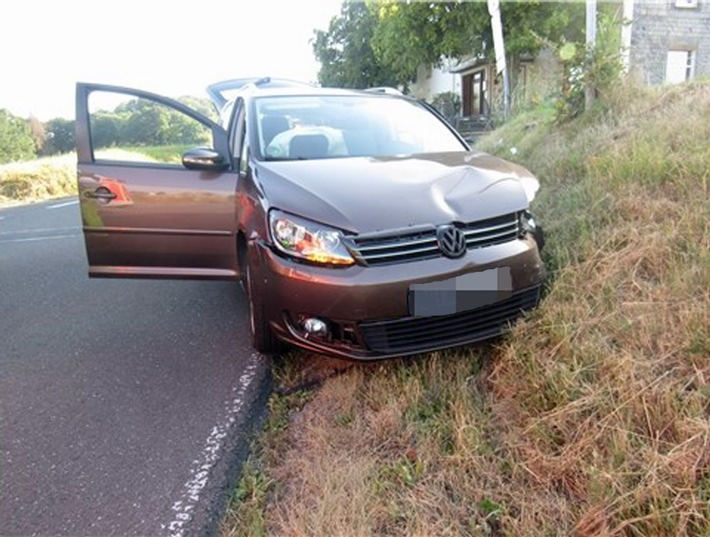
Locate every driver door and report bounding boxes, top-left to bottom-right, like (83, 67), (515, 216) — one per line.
(75, 83), (239, 279)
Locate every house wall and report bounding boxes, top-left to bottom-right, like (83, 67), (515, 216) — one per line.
(409, 64), (460, 103)
(628, 0), (710, 85)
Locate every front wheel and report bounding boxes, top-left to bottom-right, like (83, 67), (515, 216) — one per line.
(245, 262), (282, 354)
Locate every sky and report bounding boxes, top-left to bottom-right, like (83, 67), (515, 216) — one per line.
(0, 0), (343, 120)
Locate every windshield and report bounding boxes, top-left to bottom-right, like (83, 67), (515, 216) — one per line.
(253, 95), (466, 161)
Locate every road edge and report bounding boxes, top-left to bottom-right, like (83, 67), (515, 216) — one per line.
(170, 353), (273, 537)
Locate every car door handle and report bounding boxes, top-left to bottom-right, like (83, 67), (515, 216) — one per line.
(86, 188), (117, 201)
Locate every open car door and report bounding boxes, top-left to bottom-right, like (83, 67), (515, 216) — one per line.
(75, 83), (239, 279)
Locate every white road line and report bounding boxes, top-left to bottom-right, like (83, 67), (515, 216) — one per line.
(47, 200), (79, 209)
(0, 234), (79, 244)
(163, 354), (261, 537)
(0, 227), (79, 237)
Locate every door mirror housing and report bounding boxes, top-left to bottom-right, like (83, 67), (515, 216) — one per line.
(182, 147), (229, 171)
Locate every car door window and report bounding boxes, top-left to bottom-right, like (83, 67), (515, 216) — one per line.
(88, 91), (212, 165)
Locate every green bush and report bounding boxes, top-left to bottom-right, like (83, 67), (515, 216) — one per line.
(431, 91), (462, 123)
(556, 11), (624, 122)
(0, 109), (36, 164)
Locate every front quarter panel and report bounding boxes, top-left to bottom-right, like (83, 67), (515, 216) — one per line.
(237, 159), (272, 251)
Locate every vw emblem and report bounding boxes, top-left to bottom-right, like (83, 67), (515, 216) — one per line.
(437, 225), (467, 259)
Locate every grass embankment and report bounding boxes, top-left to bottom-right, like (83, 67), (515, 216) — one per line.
(222, 80), (710, 536)
(0, 154), (77, 206)
(0, 145), (189, 206)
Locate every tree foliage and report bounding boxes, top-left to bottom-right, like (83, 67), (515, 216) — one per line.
(312, 1), (398, 88)
(34, 95), (214, 158)
(314, 1), (586, 89)
(88, 97), (211, 149)
(374, 1), (584, 83)
(0, 109), (36, 164)
(372, 1), (488, 84)
(28, 116), (47, 153)
(42, 118), (75, 156)
(555, 7), (625, 121)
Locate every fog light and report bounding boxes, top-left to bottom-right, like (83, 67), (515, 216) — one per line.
(303, 317), (328, 336)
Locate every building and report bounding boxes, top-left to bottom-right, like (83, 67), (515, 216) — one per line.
(411, 0), (709, 120)
(624, 0), (710, 85)
(409, 49), (560, 122)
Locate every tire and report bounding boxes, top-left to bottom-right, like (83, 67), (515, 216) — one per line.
(245, 261), (281, 354)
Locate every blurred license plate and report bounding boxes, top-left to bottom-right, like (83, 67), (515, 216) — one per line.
(408, 267), (512, 317)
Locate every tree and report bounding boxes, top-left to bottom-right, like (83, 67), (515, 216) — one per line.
(372, 1), (489, 85)
(177, 95), (218, 122)
(91, 113), (124, 148)
(42, 118), (75, 155)
(111, 98), (209, 146)
(121, 100), (171, 145)
(370, 1), (585, 85)
(312, 1), (398, 89)
(166, 111), (210, 145)
(0, 109), (36, 163)
(28, 115), (47, 153)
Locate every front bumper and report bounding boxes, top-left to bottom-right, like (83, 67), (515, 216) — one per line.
(251, 235), (545, 360)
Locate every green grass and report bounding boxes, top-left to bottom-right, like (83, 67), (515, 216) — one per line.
(221, 79), (710, 536)
(114, 144), (193, 163)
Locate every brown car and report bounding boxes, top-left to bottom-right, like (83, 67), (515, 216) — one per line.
(75, 78), (545, 360)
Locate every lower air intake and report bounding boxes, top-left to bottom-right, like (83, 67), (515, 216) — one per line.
(360, 285), (541, 354)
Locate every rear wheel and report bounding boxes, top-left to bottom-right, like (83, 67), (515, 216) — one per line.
(244, 261), (281, 354)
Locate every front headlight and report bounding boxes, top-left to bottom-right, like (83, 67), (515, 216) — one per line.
(519, 176), (540, 204)
(269, 210), (355, 266)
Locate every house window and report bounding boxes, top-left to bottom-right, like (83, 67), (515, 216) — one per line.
(665, 50), (696, 83)
(674, 0), (698, 8)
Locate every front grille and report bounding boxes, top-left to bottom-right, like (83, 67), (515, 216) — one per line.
(349, 212), (520, 266)
(461, 213), (521, 249)
(360, 286), (540, 354)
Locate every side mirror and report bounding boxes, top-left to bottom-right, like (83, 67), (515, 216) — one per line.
(182, 147), (229, 171)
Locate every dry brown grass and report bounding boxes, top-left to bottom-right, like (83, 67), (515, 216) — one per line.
(222, 80), (710, 536)
(0, 149), (160, 206)
(0, 154), (77, 205)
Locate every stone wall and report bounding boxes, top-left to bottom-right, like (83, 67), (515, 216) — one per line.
(629, 0), (710, 85)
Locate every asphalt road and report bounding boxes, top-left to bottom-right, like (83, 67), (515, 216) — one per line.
(0, 198), (271, 536)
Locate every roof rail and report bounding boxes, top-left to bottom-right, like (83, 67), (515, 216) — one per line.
(364, 86), (404, 96)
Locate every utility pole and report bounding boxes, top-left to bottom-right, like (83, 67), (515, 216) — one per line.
(488, 0), (510, 120)
(585, 0), (597, 111)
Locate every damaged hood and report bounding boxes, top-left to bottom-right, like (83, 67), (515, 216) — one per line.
(256, 151), (535, 234)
